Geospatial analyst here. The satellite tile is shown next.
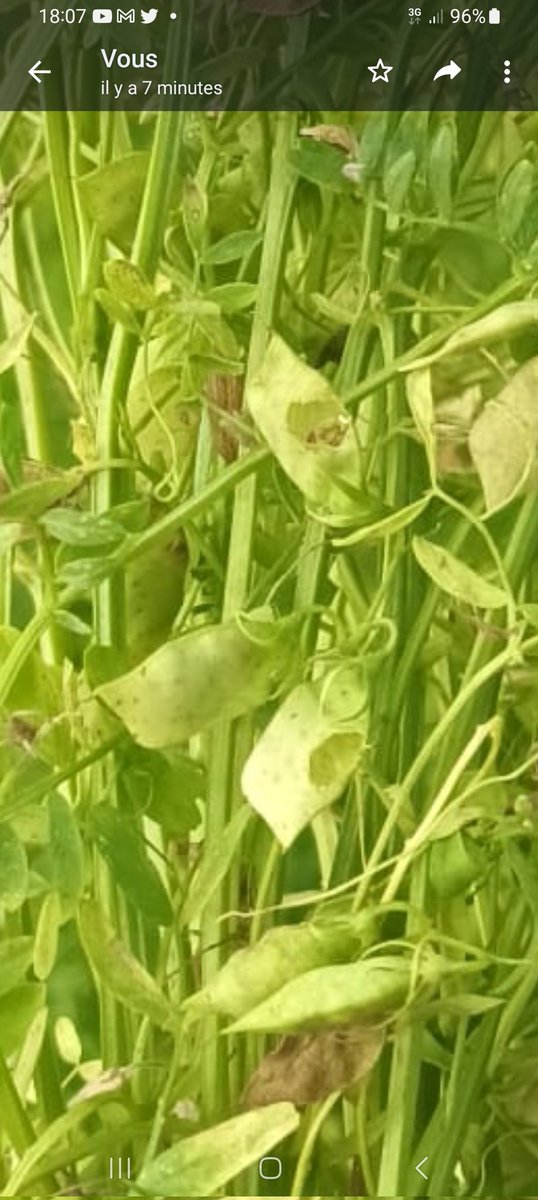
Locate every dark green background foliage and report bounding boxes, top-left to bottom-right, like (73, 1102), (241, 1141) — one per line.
(0, 107), (538, 1197)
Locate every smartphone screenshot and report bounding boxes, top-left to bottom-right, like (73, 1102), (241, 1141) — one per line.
(0, 0), (537, 1195)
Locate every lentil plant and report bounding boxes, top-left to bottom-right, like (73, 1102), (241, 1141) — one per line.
(0, 107), (538, 1197)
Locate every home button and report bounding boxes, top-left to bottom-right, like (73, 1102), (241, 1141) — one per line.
(259, 1156), (282, 1180)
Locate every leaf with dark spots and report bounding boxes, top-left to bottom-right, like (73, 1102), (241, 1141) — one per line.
(243, 1025), (385, 1107)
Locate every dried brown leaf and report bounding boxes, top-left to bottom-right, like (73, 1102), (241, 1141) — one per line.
(299, 125), (355, 155)
(243, 1024), (384, 1108)
(206, 374), (244, 463)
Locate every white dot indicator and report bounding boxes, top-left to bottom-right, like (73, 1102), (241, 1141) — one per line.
(503, 58), (511, 84)
(170, 10), (177, 15)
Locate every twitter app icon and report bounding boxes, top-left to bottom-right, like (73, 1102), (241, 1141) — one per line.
(140, 7), (158, 20)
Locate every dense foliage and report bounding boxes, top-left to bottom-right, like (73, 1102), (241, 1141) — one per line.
(0, 108), (538, 1196)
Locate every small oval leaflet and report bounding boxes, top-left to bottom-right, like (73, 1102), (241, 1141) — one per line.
(96, 609), (303, 749)
(103, 260), (157, 310)
(0, 936), (34, 997)
(241, 676), (365, 848)
(90, 802), (173, 926)
(0, 823), (28, 912)
(33, 891), (61, 981)
(247, 334), (362, 518)
(469, 357), (538, 512)
(0, 984), (46, 1057)
(48, 793), (84, 899)
(412, 537), (507, 610)
(78, 899), (175, 1029)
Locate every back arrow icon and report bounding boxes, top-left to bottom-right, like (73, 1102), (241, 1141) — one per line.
(29, 61), (52, 84)
(415, 1155), (429, 1180)
(433, 59), (461, 82)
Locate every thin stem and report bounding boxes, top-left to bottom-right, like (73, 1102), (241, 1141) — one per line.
(200, 110), (298, 1123)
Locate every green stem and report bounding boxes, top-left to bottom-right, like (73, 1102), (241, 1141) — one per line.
(200, 110), (298, 1124)
(291, 1093), (339, 1196)
(42, 110), (80, 311)
(0, 1051), (35, 1156)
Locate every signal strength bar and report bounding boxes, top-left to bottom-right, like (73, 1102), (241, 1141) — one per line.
(429, 9), (444, 21)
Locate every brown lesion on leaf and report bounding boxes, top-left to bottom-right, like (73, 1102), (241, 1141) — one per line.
(3, 711), (41, 751)
(305, 416), (350, 448)
(299, 125), (356, 156)
(242, 1023), (384, 1108)
(205, 373), (246, 463)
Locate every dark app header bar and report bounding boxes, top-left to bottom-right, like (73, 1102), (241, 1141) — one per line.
(0, 0), (536, 112)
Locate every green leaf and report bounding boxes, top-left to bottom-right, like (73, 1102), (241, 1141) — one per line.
(0, 823), (28, 911)
(384, 150), (416, 214)
(429, 832), (485, 900)
(498, 159), (535, 242)
(0, 985), (46, 1056)
(95, 287), (140, 333)
(136, 1104), (300, 1197)
(0, 936), (34, 997)
(96, 609), (303, 749)
(48, 793), (84, 899)
(55, 555), (114, 591)
(0, 750), (55, 818)
(228, 957), (413, 1034)
(39, 508), (126, 547)
(290, 140), (354, 192)
(334, 494), (431, 547)
(0, 317), (34, 377)
(78, 899), (175, 1029)
(408, 302), (538, 370)
(421, 993), (503, 1018)
(182, 176), (207, 257)
(89, 802), (173, 926)
(103, 260), (157, 310)
(0, 471), (84, 521)
(121, 746), (202, 836)
(0, 627), (62, 715)
(203, 229), (263, 265)
(185, 912), (374, 1021)
(53, 609), (92, 637)
(469, 357), (538, 511)
(78, 152), (150, 253)
(125, 539), (187, 665)
(33, 891), (61, 981)
(406, 367), (437, 482)
(182, 805), (250, 925)
(412, 537), (507, 610)
(247, 334), (362, 518)
(429, 122), (456, 222)
(242, 676), (365, 847)
(204, 282), (258, 312)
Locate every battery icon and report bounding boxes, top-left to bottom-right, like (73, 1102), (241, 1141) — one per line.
(488, 7), (501, 22)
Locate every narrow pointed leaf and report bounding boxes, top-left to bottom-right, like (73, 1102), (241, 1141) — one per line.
(136, 1104), (300, 1197)
(412, 537), (507, 609)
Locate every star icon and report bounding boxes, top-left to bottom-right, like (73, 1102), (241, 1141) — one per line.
(368, 58), (393, 83)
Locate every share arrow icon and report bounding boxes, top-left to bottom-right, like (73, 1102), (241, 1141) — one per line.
(433, 59), (461, 81)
